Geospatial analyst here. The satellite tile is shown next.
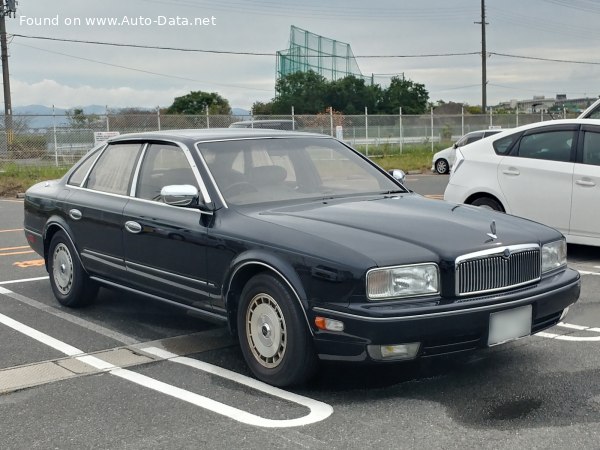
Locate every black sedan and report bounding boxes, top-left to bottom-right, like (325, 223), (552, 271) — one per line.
(24, 129), (580, 386)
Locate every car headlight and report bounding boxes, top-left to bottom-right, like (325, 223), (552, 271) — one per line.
(367, 263), (439, 300)
(541, 239), (567, 273)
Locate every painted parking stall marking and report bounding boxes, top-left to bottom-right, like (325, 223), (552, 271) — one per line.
(537, 322), (600, 342)
(0, 245), (34, 257)
(0, 286), (333, 428)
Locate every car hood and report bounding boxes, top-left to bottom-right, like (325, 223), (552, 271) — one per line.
(244, 194), (559, 268)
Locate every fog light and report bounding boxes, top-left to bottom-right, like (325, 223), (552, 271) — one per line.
(367, 342), (421, 361)
(559, 307), (569, 322)
(314, 316), (344, 332)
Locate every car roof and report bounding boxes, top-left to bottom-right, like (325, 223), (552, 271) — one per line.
(106, 128), (325, 143)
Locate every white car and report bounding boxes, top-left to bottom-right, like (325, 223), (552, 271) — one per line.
(444, 119), (600, 246)
(432, 129), (503, 174)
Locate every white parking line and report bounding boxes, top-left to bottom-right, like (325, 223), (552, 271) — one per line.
(0, 276), (49, 286)
(536, 322), (600, 342)
(0, 310), (333, 428)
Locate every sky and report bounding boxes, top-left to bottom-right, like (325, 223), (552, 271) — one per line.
(4, 0), (600, 110)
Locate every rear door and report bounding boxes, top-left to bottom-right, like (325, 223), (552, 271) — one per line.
(66, 142), (142, 281)
(569, 124), (600, 240)
(497, 125), (577, 233)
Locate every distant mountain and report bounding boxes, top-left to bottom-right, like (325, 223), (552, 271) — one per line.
(12, 105), (252, 129)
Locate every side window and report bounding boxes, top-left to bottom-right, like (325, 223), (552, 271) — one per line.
(67, 148), (101, 187)
(464, 133), (483, 145)
(85, 143), (141, 195)
(581, 131), (600, 166)
(516, 130), (575, 162)
(493, 133), (520, 155)
(136, 143), (198, 201)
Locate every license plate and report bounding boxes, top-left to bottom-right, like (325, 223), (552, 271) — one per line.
(488, 305), (532, 346)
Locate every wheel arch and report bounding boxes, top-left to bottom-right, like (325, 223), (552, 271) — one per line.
(43, 217), (86, 272)
(464, 192), (506, 212)
(224, 253), (312, 338)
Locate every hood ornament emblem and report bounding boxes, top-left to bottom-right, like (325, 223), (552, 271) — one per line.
(486, 220), (498, 240)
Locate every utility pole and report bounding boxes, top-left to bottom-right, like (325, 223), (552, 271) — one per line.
(475, 0), (488, 112)
(0, 0), (16, 148)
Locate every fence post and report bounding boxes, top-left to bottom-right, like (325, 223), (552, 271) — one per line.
(329, 106), (334, 137)
(489, 108), (493, 128)
(206, 106), (210, 129)
(563, 107), (566, 119)
(53, 105), (58, 167)
(106, 105), (110, 132)
(430, 107), (434, 152)
(461, 106), (465, 136)
(157, 107), (161, 131)
(516, 105), (519, 127)
(399, 107), (403, 154)
(365, 107), (369, 156)
(541, 110), (543, 122)
(291, 106), (295, 130)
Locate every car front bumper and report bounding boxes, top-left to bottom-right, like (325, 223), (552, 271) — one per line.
(310, 268), (580, 362)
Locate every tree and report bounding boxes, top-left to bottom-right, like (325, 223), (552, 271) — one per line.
(379, 77), (429, 114)
(66, 108), (101, 128)
(272, 71), (328, 114)
(166, 91), (231, 115)
(251, 101), (275, 115)
(325, 75), (381, 115)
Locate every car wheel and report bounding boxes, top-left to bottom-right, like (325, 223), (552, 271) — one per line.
(237, 273), (317, 386)
(471, 197), (504, 212)
(435, 158), (449, 174)
(48, 231), (98, 307)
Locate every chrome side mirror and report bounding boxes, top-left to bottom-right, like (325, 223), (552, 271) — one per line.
(388, 169), (406, 184)
(160, 184), (199, 207)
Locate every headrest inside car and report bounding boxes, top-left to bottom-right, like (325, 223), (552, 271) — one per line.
(248, 165), (287, 186)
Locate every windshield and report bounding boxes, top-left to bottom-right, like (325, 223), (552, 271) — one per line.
(196, 137), (403, 205)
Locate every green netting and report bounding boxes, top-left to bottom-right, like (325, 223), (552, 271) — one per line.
(277, 26), (369, 82)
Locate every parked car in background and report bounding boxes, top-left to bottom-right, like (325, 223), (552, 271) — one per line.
(229, 119), (295, 130)
(444, 119), (600, 246)
(578, 98), (600, 119)
(24, 129), (580, 386)
(432, 129), (504, 174)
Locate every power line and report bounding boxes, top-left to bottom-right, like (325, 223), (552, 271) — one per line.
(489, 51), (600, 65)
(10, 33), (479, 59)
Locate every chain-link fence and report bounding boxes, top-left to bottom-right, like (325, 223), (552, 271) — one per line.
(0, 109), (579, 168)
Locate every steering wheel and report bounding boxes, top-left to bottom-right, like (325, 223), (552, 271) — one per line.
(222, 181), (258, 197)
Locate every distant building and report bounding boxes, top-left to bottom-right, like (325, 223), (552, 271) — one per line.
(494, 95), (598, 114)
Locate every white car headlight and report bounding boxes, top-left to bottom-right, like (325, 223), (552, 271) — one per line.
(542, 239), (567, 273)
(367, 263), (439, 300)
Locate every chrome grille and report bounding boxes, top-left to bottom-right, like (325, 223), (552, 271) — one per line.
(456, 245), (540, 296)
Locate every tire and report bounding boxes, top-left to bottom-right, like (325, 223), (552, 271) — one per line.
(471, 197), (504, 212)
(435, 158), (449, 174)
(237, 273), (317, 387)
(47, 231), (98, 307)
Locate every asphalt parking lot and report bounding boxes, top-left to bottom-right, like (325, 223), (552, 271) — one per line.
(1, 177), (600, 449)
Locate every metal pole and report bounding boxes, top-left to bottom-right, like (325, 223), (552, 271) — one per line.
(106, 105), (110, 132)
(0, 12), (12, 150)
(206, 106), (210, 128)
(461, 106), (465, 135)
(329, 106), (334, 137)
(53, 105), (58, 167)
(489, 108), (493, 127)
(291, 106), (295, 130)
(157, 106), (161, 131)
(399, 107), (403, 154)
(430, 107), (434, 152)
(365, 107), (369, 156)
(480, 0), (487, 112)
(516, 104), (519, 127)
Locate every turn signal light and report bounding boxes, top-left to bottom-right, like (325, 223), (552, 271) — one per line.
(314, 316), (344, 332)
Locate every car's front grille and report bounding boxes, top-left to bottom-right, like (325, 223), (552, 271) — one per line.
(456, 245), (541, 296)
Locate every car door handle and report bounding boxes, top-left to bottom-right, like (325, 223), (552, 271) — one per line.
(68, 209), (82, 220)
(502, 168), (520, 176)
(124, 221), (143, 234)
(575, 179), (596, 187)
